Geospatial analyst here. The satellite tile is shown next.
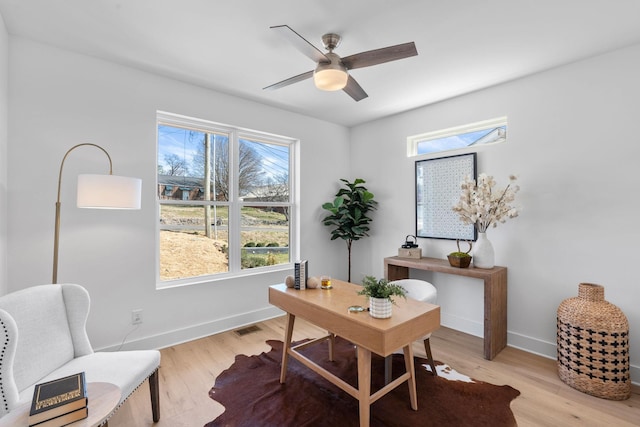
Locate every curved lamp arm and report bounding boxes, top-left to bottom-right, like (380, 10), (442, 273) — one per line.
(53, 143), (141, 284)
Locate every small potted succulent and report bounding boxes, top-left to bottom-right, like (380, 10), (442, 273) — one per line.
(447, 240), (473, 268)
(357, 275), (407, 318)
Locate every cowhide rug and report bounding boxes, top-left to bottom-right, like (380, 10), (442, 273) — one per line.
(206, 336), (520, 426)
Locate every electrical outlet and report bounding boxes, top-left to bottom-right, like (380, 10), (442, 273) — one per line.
(131, 309), (143, 325)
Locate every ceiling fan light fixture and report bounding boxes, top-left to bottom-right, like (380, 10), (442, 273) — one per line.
(313, 62), (348, 91)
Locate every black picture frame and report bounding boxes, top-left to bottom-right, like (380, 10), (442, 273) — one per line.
(415, 153), (477, 240)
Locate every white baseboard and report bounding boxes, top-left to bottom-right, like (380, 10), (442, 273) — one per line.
(440, 312), (484, 338)
(98, 305), (284, 352)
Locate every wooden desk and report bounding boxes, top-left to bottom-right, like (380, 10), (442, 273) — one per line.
(269, 280), (440, 427)
(0, 382), (121, 427)
(384, 256), (507, 360)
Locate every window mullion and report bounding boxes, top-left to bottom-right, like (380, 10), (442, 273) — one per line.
(228, 130), (241, 272)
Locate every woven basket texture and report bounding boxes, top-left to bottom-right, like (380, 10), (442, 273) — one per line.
(557, 283), (630, 400)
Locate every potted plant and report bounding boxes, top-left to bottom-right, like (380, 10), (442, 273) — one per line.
(322, 178), (377, 282)
(447, 239), (473, 268)
(357, 275), (407, 318)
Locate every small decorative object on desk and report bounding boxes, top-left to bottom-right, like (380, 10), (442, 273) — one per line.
(306, 276), (320, 289)
(29, 372), (88, 426)
(285, 275), (295, 288)
(447, 239), (472, 268)
(452, 173), (520, 269)
(557, 283), (630, 400)
(320, 275), (332, 289)
(357, 276), (407, 318)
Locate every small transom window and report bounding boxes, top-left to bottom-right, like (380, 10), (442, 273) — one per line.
(407, 117), (507, 157)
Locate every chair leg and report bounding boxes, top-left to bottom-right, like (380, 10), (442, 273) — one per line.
(149, 368), (160, 422)
(423, 338), (437, 376)
(384, 355), (393, 384)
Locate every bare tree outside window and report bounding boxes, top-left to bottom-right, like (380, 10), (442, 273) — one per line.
(162, 153), (189, 176)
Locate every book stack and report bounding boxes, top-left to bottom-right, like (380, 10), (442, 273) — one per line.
(28, 372), (88, 427)
(294, 260), (308, 290)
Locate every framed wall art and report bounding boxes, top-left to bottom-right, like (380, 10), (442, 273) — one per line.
(415, 152), (477, 240)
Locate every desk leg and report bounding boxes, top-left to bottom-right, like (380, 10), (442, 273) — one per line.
(357, 346), (372, 427)
(403, 345), (418, 410)
(280, 313), (296, 384)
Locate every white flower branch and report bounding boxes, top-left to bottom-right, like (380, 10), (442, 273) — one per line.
(452, 173), (521, 233)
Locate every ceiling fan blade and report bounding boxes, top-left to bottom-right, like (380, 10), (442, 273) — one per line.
(341, 42), (418, 70)
(263, 70), (314, 91)
(271, 25), (329, 64)
(343, 75), (368, 102)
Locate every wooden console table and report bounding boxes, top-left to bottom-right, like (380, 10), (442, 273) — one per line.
(384, 256), (507, 360)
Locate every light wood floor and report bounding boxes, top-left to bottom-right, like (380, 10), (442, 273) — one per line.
(109, 316), (639, 427)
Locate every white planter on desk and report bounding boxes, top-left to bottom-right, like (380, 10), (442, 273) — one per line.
(369, 297), (392, 318)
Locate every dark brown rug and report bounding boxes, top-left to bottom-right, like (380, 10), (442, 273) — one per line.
(206, 337), (520, 427)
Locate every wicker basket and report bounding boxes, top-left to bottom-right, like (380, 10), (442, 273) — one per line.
(557, 283), (630, 400)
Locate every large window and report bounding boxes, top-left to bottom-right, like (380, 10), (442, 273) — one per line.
(407, 117), (507, 157)
(157, 112), (297, 286)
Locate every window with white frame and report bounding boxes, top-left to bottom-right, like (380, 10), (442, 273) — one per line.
(407, 117), (507, 157)
(157, 112), (297, 285)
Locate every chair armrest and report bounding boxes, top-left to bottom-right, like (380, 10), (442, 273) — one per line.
(0, 309), (20, 417)
(61, 284), (94, 357)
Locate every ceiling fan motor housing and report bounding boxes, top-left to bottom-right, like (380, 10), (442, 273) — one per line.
(321, 33), (342, 51)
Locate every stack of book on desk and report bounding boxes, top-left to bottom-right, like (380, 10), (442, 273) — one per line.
(28, 372), (88, 427)
(294, 260), (308, 289)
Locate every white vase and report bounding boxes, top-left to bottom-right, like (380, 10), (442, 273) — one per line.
(369, 297), (392, 318)
(473, 232), (495, 269)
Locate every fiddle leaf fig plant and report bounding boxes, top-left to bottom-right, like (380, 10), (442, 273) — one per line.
(322, 178), (377, 282)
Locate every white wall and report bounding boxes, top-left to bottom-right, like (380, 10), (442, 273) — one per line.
(7, 37), (351, 350)
(6, 30), (639, 385)
(0, 13), (8, 295)
(350, 43), (640, 383)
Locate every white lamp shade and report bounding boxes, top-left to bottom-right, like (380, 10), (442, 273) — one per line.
(313, 68), (348, 91)
(77, 174), (142, 209)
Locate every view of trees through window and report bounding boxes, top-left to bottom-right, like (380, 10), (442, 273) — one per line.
(157, 115), (293, 283)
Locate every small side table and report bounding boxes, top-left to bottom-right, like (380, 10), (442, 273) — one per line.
(0, 382), (121, 427)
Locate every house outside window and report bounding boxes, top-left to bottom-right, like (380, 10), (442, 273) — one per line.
(157, 112), (297, 287)
(407, 117), (507, 157)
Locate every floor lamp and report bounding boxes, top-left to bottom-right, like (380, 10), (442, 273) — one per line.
(53, 143), (142, 284)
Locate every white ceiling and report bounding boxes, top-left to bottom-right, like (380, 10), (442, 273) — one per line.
(2, 0), (640, 127)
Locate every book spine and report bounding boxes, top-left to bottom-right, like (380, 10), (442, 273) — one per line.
(294, 260), (308, 290)
(304, 260), (308, 289)
(294, 262), (302, 289)
(300, 260), (306, 290)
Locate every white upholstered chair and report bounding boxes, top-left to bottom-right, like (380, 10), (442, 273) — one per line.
(386, 279), (438, 381)
(0, 284), (160, 424)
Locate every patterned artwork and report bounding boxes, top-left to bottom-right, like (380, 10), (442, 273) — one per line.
(416, 153), (476, 240)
